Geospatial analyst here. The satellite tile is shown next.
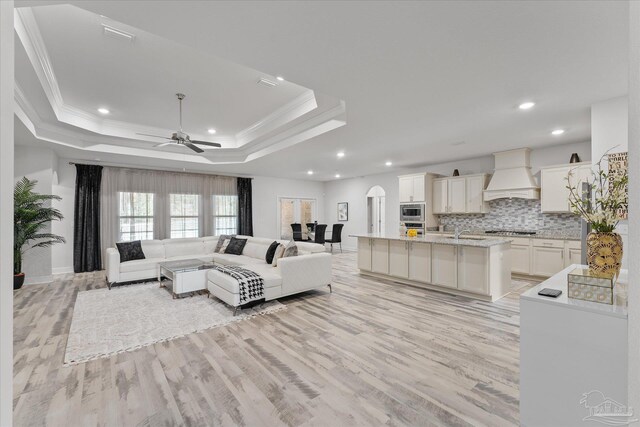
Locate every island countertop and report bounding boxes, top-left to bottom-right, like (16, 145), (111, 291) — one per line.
(350, 233), (511, 248)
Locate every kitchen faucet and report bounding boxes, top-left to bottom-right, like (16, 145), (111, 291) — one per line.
(454, 226), (471, 240)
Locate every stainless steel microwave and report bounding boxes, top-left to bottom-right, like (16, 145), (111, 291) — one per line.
(400, 203), (425, 222)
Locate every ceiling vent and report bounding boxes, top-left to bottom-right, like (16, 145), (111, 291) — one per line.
(102, 24), (135, 43)
(257, 78), (278, 87)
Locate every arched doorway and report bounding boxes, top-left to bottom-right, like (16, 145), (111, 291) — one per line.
(366, 185), (386, 234)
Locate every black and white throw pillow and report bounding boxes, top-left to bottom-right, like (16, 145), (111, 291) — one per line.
(224, 237), (248, 255)
(283, 240), (298, 258)
(265, 241), (280, 264)
(214, 235), (231, 253)
(116, 241), (145, 263)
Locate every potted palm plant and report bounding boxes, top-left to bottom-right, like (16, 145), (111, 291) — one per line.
(567, 153), (628, 279)
(14, 177), (66, 289)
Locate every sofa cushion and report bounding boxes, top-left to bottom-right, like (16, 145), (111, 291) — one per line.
(242, 240), (270, 260)
(265, 241), (279, 264)
(140, 240), (165, 259)
(207, 266), (281, 293)
(212, 253), (264, 266)
(164, 239), (205, 258)
(283, 240), (298, 258)
(116, 241), (145, 262)
(214, 235), (231, 253)
(203, 236), (218, 254)
(119, 257), (164, 273)
(225, 237), (247, 255)
(272, 243), (286, 267)
(296, 241), (325, 254)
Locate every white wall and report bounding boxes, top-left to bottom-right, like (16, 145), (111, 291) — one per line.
(14, 145), (58, 283)
(52, 159), (76, 274)
(627, 0), (639, 417)
(252, 175), (325, 240)
(591, 96), (628, 161)
(324, 142), (591, 250)
(0, 1), (13, 425)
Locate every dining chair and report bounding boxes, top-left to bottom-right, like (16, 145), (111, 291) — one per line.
(306, 222), (316, 232)
(326, 224), (344, 253)
(290, 223), (303, 241)
(313, 224), (327, 245)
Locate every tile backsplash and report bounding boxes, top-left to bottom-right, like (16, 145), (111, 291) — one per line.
(437, 198), (581, 235)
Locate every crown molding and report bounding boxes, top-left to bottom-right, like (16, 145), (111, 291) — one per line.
(14, 7), (347, 165)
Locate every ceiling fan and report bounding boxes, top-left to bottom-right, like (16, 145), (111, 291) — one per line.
(137, 93), (222, 153)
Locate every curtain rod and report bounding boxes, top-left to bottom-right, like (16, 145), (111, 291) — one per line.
(67, 161), (253, 179)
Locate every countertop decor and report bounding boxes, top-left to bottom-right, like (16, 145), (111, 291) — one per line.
(567, 152), (627, 278)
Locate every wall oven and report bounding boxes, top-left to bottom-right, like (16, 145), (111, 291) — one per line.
(400, 203), (425, 222)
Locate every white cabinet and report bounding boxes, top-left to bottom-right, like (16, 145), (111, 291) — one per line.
(371, 239), (389, 274)
(389, 240), (409, 278)
(432, 174), (489, 214)
(448, 177), (466, 213)
(541, 162), (591, 213)
(511, 244), (531, 275)
(408, 241), (431, 283)
(398, 173), (427, 203)
(457, 246), (489, 295)
(432, 179), (448, 214)
(357, 237), (372, 271)
(465, 175), (489, 214)
(431, 244), (457, 288)
(564, 240), (582, 268)
(531, 240), (565, 277)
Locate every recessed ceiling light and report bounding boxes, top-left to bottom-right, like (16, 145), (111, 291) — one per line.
(551, 129), (565, 135)
(307, 170), (314, 175)
(337, 151), (345, 158)
(207, 128), (216, 134)
(276, 76), (285, 81)
(385, 161), (393, 166)
(519, 102), (535, 110)
(98, 108), (110, 114)
(335, 174), (341, 178)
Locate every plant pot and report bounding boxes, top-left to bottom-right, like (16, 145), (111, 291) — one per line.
(14, 273), (25, 290)
(586, 232), (623, 279)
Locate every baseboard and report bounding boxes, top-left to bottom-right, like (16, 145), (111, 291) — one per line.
(24, 275), (54, 285)
(52, 266), (74, 275)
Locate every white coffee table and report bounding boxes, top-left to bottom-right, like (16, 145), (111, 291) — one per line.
(158, 259), (215, 298)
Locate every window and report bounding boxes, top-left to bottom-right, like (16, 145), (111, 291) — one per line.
(170, 194), (200, 238)
(213, 195), (238, 235)
(118, 192), (154, 241)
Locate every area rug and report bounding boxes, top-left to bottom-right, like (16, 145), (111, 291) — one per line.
(64, 282), (286, 366)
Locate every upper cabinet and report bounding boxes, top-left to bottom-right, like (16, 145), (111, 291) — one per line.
(432, 174), (489, 214)
(399, 173), (429, 203)
(540, 162), (591, 213)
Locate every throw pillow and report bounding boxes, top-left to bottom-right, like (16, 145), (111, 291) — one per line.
(224, 237), (247, 255)
(265, 241), (280, 264)
(214, 235), (230, 253)
(116, 241), (145, 263)
(283, 240), (298, 258)
(272, 244), (285, 267)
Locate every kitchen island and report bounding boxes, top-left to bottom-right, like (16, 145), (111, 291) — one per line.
(351, 234), (511, 301)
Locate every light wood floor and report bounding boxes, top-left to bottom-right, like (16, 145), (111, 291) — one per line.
(13, 252), (536, 427)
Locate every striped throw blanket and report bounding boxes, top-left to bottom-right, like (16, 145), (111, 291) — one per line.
(213, 265), (264, 303)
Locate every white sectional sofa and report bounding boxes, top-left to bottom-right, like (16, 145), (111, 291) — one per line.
(105, 236), (332, 306)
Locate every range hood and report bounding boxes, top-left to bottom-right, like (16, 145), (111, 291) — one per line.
(483, 148), (540, 201)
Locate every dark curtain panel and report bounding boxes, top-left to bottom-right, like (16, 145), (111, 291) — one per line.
(74, 164), (103, 272)
(237, 177), (253, 236)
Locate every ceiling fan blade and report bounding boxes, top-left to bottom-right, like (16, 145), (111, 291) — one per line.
(153, 142), (174, 148)
(183, 141), (204, 153)
(137, 132), (172, 140)
(190, 140), (222, 148)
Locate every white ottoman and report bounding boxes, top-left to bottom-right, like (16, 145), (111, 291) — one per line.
(207, 265), (282, 313)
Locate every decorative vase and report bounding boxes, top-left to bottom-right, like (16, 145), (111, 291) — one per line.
(13, 273), (25, 290)
(569, 152), (581, 163)
(586, 232), (623, 279)
(453, 169), (460, 176)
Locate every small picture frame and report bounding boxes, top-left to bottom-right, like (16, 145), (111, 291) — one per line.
(337, 202), (348, 221)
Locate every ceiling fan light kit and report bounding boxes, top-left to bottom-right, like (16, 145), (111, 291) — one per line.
(136, 93), (222, 153)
